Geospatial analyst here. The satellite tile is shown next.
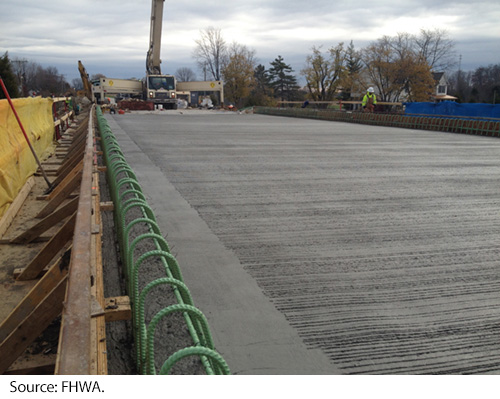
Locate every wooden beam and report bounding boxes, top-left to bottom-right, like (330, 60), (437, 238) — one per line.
(0, 177), (35, 238)
(4, 353), (56, 375)
(56, 106), (94, 375)
(0, 277), (67, 375)
(35, 171), (82, 219)
(17, 213), (76, 281)
(59, 148), (85, 176)
(44, 160), (83, 201)
(0, 248), (71, 342)
(10, 197), (79, 244)
(90, 169), (107, 375)
(104, 296), (131, 322)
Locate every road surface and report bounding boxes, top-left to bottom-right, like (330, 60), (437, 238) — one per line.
(104, 109), (500, 375)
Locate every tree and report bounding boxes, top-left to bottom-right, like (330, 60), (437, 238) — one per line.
(0, 52), (20, 98)
(301, 44), (346, 104)
(448, 69), (473, 103)
(248, 64), (275, 106)
(361, 34), (434, 102)
(222, 43), (256, 107)
(414, 28), (456, 72)
(343, 41), (363, 99)
(253, 64), (272, 96)
(175, 67), (196, 82)
(193, 27), (227, 80)
(72, 78), (83, 91)
(268, 55), (299, 101)
(471, 64), (500, 103)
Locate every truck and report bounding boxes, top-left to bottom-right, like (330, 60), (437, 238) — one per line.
(145, 0), (177, 109)
(91, 77), (143, 104)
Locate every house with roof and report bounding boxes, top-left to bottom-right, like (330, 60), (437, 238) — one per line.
(432, 72), (457, 101)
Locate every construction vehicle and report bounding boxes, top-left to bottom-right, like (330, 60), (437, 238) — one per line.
(78, 60), (93, 101)
(78, 1), (224, 109)
(145, 0), (177, 109)
(91, 77), (143, 104)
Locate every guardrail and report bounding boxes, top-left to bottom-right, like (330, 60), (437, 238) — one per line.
(52, 97), (75, 139)
(255, 107), (500, 136)
(95, 107), (230, 375)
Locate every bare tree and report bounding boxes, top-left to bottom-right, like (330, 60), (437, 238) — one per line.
(175, 67), (196, 82)
(414, 28), (456, 72)
(301, 44), (347, 103)
(361, 35), (435, 102)
(193, 27), (227, 80)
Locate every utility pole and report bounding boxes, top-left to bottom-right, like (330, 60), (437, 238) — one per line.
(12, 59), (28, 97)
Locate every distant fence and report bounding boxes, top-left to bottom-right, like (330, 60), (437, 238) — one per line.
(254, 107), (500, 137)
(405, 102), (500, 120)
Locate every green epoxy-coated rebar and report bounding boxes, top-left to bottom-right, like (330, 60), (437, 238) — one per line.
(145, 304), (215, 375)
(95, 107), (229, 375)
(160, 347), (231, 375)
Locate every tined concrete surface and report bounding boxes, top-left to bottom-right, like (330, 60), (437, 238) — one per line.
(105, 110), (500, 374)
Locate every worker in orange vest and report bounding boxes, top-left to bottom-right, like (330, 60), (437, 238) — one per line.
(362, 87), (377, 113)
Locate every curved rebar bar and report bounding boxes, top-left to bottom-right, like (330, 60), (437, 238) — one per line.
(96, 107), (229, 375)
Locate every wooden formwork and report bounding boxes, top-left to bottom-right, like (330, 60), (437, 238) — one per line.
(0, 105), (130, 375)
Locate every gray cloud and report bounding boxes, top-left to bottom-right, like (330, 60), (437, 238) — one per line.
(2, 0), (498, 82)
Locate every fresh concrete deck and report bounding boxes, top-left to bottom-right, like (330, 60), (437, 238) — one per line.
(105, 110), (500, 375)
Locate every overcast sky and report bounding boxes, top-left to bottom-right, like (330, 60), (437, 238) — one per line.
(1, 0), (499, 84)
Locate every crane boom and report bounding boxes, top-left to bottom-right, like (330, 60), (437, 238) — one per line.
(146, 0), (164, 75)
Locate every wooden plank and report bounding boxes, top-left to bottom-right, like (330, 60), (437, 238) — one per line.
(35, 171), (82, 219)
(99, 201), (114, 211)
(54, 150), (84, 183)
(0, 177), (35, 238)
(91, 170), (107, 374)
(17, 213), (76, 281)
(56, 106), (94, 375)
(10, 197), (79, 244)
(4, 353), (56, 375)
(0, 247), (71, 342)
(0, 277), (67, 375)
(104, 296), (131, 322)
(44, 160), (83, 201)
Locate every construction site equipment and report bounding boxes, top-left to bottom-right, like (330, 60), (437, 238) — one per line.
(145, 0), (177, 109)
(80, 1), (224, 110)
(91, 77), (143, 104)
(77, 61), (93, 101)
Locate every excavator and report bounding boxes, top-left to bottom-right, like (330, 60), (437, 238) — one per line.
(77, 60), (93, 101)
(145, 0), (177, 109)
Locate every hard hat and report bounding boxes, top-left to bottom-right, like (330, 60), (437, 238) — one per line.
(368, 87), (374, 93)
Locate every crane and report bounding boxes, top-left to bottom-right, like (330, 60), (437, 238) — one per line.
(146, 0), (164, 75)
(145, 0), (177, 109)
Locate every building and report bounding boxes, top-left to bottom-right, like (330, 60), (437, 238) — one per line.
(432, 72), (457, 102)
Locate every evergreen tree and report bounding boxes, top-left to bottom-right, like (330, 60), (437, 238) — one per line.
(248, 64), (275, 106)
(268, 55), (299, 101)
(344, 41), (363, 99)
(254, 64), (272, 96)
(0, 52), (20, 99)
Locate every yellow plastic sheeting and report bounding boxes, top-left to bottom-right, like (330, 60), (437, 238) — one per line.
(0, 97), (56, 218)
